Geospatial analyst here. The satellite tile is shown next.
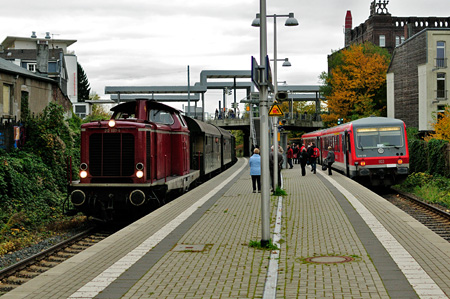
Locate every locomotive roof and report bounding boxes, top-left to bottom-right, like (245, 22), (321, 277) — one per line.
(110, 100), (181, 114)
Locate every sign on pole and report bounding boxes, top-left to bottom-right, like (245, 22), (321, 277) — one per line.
(268, 104), (284, 116)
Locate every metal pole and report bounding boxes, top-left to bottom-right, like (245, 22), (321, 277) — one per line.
(234, 77), (237, 116)
(272, 15), (279, 190)
(259, 0), (270, 247)
(187, 65), (191, 117)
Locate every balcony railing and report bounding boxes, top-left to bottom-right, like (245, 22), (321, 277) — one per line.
(435, 58), (447, 68)
(435, 89), (448, 101)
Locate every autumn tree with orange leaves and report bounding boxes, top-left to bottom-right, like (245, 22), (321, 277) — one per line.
(425, 106), (450, 142)
(320, 42), (390, 127)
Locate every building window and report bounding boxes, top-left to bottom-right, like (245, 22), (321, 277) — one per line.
(379, 35), (386, 47)
(75, 105), (87, 119)
(2, 84), (12, 116)
(27, 63), (36, 72)
(437, 105), (446, 122)
(437, 73), (447, 99)
(436, 41), (446, 68)
(395, 36), (405, 46)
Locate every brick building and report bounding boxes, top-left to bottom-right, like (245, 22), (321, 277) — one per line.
(387, 29), (450, 132)
(345, 1), (450, 55)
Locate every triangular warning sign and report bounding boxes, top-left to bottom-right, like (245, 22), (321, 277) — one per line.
(268, 104), (284, 116)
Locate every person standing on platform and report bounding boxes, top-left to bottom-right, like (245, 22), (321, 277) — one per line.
(270, 145), (284, 192)
(308, 142), (319, 174)
(286, 145), (294, 169)
(292, 143), (299, 164)
(326, 146), (335, 175)
(300, 147), (308, 176)
(249, 148), (261, 193)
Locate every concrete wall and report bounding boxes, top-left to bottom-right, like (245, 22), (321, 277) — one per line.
(1, 72), (72, 120)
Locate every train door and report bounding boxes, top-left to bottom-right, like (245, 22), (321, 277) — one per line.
(344, 131), (350, 177)
(316, 136), (322, 164)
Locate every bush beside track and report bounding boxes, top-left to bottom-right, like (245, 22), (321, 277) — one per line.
(0, 103), (85, 256)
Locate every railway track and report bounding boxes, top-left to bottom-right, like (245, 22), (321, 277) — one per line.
(382, 188), (450, 242)
(0, 228), (113, 296)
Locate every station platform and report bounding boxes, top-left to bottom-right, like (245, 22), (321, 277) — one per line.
(3, 158), (450, 298)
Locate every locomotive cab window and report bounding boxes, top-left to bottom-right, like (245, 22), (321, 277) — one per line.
(356, 127), (403, 149)
(149, 109), (174, 125)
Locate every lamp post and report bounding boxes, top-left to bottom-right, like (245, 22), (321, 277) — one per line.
(255, 0), (270, 247)
(253, 12), (298, 190)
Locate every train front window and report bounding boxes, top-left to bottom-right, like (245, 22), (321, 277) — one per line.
(356, 127), (403, 149)
(149, 109), (174, 125)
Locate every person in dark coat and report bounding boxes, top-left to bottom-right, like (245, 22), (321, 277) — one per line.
(270, 145), (284, 191)
(300, 147), (308, 176)
(292, 143), (299, 164)
(326, 146), (335, 175)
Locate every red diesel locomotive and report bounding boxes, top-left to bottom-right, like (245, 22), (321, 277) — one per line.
(68, 99), (235, 221)
(302, 116), (409, 186)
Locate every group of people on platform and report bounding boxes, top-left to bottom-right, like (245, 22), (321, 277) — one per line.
(248, 142), (335, 193)
(215, 108), (240, 120)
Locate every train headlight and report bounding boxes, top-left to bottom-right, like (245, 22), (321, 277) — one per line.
(136, 170), (144, 178)
(398, 159), (403, 165)
(108, 119), (116, 128)
(80, 170), (88, 179)
(80, 163), (88, 170)
(360, 161), (366, 166)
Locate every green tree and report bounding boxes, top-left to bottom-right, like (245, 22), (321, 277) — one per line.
(77, 63), (91, 102)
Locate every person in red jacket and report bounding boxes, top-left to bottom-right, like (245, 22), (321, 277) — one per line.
(286, 145), (294, 169)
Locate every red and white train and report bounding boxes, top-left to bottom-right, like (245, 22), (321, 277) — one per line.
(67, 100), (236, 221)
(302, 116), (409, 186)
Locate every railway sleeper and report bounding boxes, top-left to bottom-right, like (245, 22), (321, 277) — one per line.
(0, 283), (16, 291)
(29, 265), (49, 273)
(17, 270), (40, 278)
(4, 276), (29, 285)
(38, 260), (60, 268)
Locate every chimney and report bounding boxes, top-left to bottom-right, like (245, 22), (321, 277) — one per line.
(31, 31), (37, 38)
(36, 40), (49, 76)
(45, 32), (51, 39)
(344, 10), (353, 47)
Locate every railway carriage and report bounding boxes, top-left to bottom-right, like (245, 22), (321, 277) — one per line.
(302, 116), (409, 186)
(68, 100), (235, 221)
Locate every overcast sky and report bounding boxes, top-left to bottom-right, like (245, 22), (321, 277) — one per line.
(0, 0), (448, 113)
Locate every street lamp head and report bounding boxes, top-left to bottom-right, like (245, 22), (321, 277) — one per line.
(251, 13), (261, 27)
(282, 58), (291, 67)
(285, 13), (299, 26)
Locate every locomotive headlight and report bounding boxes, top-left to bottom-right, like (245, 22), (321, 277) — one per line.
(136, 163), (144, 178)
(398, 159), (403, 165)
(80, 163), (88, 170)
(80, 170), (88, 179)
(360, 161), (366, 166)
(108, 119), (116, 128)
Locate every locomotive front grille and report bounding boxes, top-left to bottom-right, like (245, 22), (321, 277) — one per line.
(89, 133), (135, 176)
